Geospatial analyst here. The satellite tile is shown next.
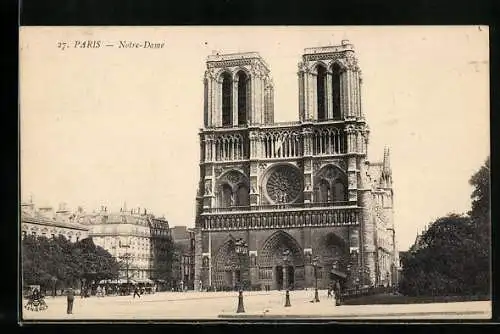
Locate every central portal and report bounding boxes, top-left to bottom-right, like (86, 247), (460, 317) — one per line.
(258, 230), (306, 290)
(274, 265), (295, 290)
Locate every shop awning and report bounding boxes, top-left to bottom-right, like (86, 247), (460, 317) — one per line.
(135, 278), (154, 284)
(98, 279), (136, 284)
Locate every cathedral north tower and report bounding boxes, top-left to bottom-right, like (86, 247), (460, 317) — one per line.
(203, 52), (275, 128)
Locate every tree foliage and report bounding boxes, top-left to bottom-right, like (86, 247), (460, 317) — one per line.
(151, 235), (178, 284)
(22, 235), (119, 290)
(469, 156), (490, 245)
(400, 157), (490, 297)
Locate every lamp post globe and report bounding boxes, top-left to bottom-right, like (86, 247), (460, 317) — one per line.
(235, 238), (248, 313)
(51, 276), (57, 297)
(234, 239), (248, 291)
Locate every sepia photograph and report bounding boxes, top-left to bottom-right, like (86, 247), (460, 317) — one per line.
(19, 26), (490, 321)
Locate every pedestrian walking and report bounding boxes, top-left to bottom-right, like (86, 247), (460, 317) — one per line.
(96, 286), (102, 297)
(327, 286), (332, 298)
(133, 286), (141, 298)
(66, 288), (75, 314)
(333, 280), (342, 306)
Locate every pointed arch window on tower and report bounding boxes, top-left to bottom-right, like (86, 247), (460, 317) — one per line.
(203, 79), (209, 127)
(237, 71), (249, 126)
(332, 63), (342, 120)
(221, 73), (233, 127)
(316, 65), (327, 121)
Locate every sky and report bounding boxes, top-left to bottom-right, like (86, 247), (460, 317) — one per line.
(20, 26), (489, 251)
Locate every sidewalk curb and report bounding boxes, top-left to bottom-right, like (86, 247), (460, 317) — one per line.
(218, 310), (488, 319)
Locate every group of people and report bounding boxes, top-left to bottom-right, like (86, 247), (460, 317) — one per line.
(95, 286), (107, 297)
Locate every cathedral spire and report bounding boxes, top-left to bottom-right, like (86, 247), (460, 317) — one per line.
(383, 146), (391, 175)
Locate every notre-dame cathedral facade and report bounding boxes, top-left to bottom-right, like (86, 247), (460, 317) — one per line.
(194, 40), (398, 291)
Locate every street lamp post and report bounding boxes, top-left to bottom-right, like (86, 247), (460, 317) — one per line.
(283, 249), (291, 307)
(234, 238), (248, 313)
(312, 256), (320, 302)
(51, 276), (57, 298)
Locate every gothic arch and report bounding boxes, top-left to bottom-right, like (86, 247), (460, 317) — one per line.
(314, 164), (348, 203)
(311, 61), (329, 74)
(258, 230), (304, 267)
(216, 169), (250, 207)
(232, 67), (252, 81)
(316, 64), (327, 121)
(328, 59), (348, 72)
(236, 70), (250, 126)
(316, 232), (349, 285)
(330, 62), (343, 119)
(212, 237), (240, 288)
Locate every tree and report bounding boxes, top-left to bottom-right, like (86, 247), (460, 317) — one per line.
(469, 156), (490, 244)
(468, 156), (491, 293)
(22, 235), (119, 292)
(399, 214), (487, 296)
(400, 157), (491, 297)
(73, 238), (120, 286)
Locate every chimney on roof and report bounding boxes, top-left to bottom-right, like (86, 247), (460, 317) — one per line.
(21, 202), (36, 216)
(56, 203), (71, 223)
(38, 206), (54, 219)
(57, 202), (68, 212)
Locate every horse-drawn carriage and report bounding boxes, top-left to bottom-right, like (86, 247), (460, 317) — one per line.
(24, 285), (48, 312)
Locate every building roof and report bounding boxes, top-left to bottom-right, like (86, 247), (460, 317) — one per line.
(80, 211), (170, 231)
(21, 212), (89, 231)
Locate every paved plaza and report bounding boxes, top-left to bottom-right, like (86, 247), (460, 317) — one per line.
(21, 290), (491, 321)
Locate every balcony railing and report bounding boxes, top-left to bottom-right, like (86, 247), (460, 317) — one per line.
(203, 201), (355, 214)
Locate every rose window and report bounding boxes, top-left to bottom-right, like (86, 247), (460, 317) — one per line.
(265, 165), (302, 204)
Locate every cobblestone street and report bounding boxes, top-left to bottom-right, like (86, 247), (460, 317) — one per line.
(21, 290), (491, 321)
